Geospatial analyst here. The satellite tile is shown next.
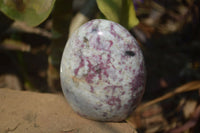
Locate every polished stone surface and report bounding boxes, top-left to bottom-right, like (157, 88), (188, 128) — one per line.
(60, 19), (145, 121)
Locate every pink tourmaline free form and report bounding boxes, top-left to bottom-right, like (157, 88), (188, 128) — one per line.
(60, 19), (146, 121)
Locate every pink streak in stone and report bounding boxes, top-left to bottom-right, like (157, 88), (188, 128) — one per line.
(98, 62), (109, 78)
(125, 66), (128, 70)
(85, 73), (96, 84)
(131, 63), (145, 91)
(74, 35), (117, 84)
(127, 43), (134, 50)
(106, 54), (116, 69)
(85, 21), (94, 29)
(103, 70), (109, 78)
(80, 44), (84, 48)
(108, 40), (113, 48)
(119, 70), (122, 74)
(119, 79), (123, 82)
(127, 62), (145, 106)
(93, 37), (113, 52)
(96, 35), (101, 44)
(85, 57), (109, 83)
(110, 23), (121, 39)
(128, 39), (138, 49)
(107, 96), (121, 109)
(133, 69), (136, 74)
(121, 91), (125, 95)
(84, 53), (113, 84)
(85, 60), (97, 83)
(90, 86), (94, 93)
(98, 62), (108, 79)
(74, 56), (85, 75)
(104, 86), (123, 95)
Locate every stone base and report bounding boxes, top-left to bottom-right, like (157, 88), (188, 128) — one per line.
(0, 88), (136, 133)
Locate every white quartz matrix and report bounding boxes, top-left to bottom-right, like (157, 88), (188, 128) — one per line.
(60, 19), (146, 121)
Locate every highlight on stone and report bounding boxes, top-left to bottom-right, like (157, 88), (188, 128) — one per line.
(60, 19), (146, 121)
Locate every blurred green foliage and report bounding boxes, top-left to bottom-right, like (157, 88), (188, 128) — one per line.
(0, 0), (56, 26)
(0, 0), (139, 29)
(97, 0), (139, 29)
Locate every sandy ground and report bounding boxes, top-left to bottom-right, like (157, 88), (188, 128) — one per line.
(0, 88), (136, 133)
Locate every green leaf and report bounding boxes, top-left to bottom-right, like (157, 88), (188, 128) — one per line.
(0, 0), (56, 26)
(96, 0), (139, 30)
